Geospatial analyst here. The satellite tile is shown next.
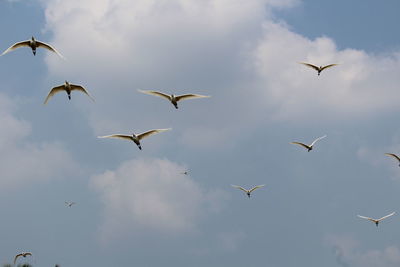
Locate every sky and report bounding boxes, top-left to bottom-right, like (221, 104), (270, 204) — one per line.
(0, 0), (400, 266)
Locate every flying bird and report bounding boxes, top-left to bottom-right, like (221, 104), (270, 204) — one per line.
(1, 36), (64, 58)
(385, 153), (400, 166)
(138, 90), (210, 109)
(98, 128), (171, 150)
(291, 135), (327, 152)
(299, 62), (338, 76)
(357, 212), (395, 227)
(44, 81), (94, 104)
(14, 252), (32, 265)
(65, 201), (76, 207)
(231, 185), (265, 198)
(181, 171), (188, 175)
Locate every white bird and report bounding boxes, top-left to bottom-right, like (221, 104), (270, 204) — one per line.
(14, 252), (32, 265)
(231, 185), (265, 198)
(299, 62), (338, 76)
(98, 128), (171, 150)
(357, 212), (395, 227)
(1, 36), (64, 58)
(44, 81), (94, 104)
(138, 90), (210, 109)
(291, 135), (327, 152)
(65, 201), (76, 207)
(385, 153), (400, 167)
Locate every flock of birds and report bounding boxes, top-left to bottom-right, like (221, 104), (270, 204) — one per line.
(1, 34), (397, 266)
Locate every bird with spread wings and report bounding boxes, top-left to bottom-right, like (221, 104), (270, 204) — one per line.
(299, 62), (338, 76)
(357, 212), (395, 227)
(2, 36), (64, 58)
(98, 128), (171, 150)
(14, 252), (32, 265)
(138, 90), (210, 109)
(231, 185), (265, 198)
(291, 135), (327, 152)
(44, 81), (94, 104)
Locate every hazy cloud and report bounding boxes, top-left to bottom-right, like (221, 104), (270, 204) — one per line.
(327, 235), (400, 267)
(0, 93), (77, 190)
(90, 157), (228, 241)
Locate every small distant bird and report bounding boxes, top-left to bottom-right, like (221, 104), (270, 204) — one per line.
(65, 201), (76, 207)
(231, 185), (265, 198)
(14, 252), (32, 265)
(291, 135), (327, 152)
(138, 90), (210, 109)
(44, 81), (94, 104)
(385, 153), (400, 166)
(1, 36), (64, 58)
(181, 171), (188, 175)
(98, 128), (171, 150)
(299, 62), (338, 76)
(357, 212), (395, 227)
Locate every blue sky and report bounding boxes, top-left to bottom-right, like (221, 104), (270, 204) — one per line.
(0, 0), (400, 266)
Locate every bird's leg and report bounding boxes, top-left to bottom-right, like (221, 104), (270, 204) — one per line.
(174, 104), (178, 109)
(32, 49), (36, 56)
(247, 193), (250, 198)
(68, 92), (71, 100)
(375, 222), (379, 227)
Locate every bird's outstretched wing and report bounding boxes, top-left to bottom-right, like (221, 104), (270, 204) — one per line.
(357, 215), (375, 222)
(137, 128), (171, 140)
(14, 254), (23, 264)
(378, 212), (395, 221)
(321, 64), (338, 71)
(1, 40), (30, 56)
(36, 41), (65, 59)
(299, 62), (319, 71)
(249, 184), (265, 193)
(43, 85), (65, 105)
(291, 142), (311, 150)
(385, 153), (400, 162)
(98, 134), (133, 141)
(175, 94), (210, 102)
(65, 201), (76, 206)
(70, 84), (95, 102)
(310, 135), (327, 146)
(231, 185), (248, 193)
(138, 90), (171, 101)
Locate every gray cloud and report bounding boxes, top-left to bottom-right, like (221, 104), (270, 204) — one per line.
(327, 235), (400, 267)
(90, 157), (228, 242)
(0, 93), (78, 190)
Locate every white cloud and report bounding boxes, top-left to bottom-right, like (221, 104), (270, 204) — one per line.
(40, 0), (400, 149)
(90, 157), (227, 241)
(327, 235), (400, 267)
(0, 93), (77, 190)
(252, 21), (400, 121)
